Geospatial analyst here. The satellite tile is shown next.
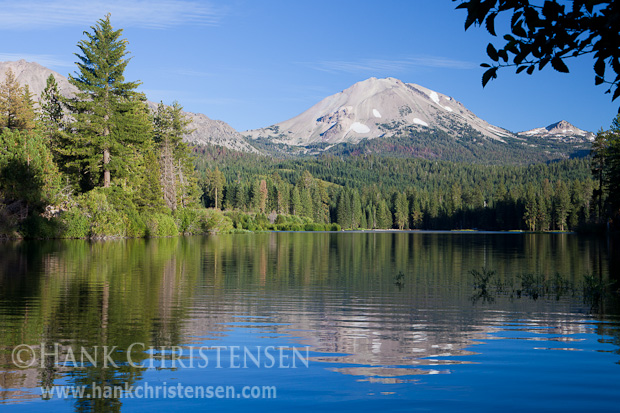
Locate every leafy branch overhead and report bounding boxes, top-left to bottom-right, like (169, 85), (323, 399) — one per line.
(454, 0), (620, 107)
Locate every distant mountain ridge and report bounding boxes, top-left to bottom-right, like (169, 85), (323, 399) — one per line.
(0, 60), (257, 153)
(243, 76), (593, 162)
(1, 61), (593, 163)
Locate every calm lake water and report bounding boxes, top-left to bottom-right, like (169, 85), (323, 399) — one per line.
(0, 232), (619, 412)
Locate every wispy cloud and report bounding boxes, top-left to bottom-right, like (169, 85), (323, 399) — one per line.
(0, 0), (226, 30)
(171, 69), (215, 78)
(305, 56), (477, 74)
(0, 53), (72, 68)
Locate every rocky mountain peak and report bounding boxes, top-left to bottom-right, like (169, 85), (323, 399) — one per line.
(519, 120), (594, 141)
(244, 76), (514, 146)
(0, 59), (77, 98)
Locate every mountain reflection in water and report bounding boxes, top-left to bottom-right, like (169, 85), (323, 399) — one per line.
(0, 232), (618, 411)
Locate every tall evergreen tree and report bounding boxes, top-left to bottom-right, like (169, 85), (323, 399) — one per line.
(394, 192), (409, 230)
(258, 179), (268, 213)
(290, 186), (301, 215)
(39, 74), (67, 158)
(351, 188), (363, 229)
(153, 101), (194, 210)
(40, 75), (64, 132)
(524, 184), (537, 231)
(67, 14), (148, 189)
(592, 115), (620, 222)
(337, 189), (352, 228)
(554, 180), (571, 231)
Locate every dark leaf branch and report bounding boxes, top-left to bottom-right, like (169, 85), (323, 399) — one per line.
(454, 0), (620, 108)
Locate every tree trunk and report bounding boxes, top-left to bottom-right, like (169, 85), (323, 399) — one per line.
(103, 148), (110, 187)
(103, 84), (110, 188)
(160, 139), (176, 211)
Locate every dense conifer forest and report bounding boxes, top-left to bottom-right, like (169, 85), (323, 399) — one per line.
(196, 150), (599, 231)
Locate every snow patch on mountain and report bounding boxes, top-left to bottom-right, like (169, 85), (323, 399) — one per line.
(349, 122), (370, 134)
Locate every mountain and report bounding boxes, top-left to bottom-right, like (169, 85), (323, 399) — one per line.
(0, 60), (257, 153)
(244, 77), (592, 163)
(244, 77), (514, 146)
(0, 60), (76, 98)
(518, 120), (595, 142)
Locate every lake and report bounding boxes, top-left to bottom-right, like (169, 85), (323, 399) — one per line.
(0, 232), (619, 412)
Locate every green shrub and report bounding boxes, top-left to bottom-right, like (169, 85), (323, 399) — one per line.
(61, 210), (90, 238)
(145, 213), (178, 237)
(304, 223), (326, 231)
(76, 190), (125, 238)
(105, 187), (146, 237)
(175, 208), (200, 234)
(123, 208), (147, 238)
(20, 215), (61, 238)
(201, 209), (234, 233)
(255, 213), (269, 228)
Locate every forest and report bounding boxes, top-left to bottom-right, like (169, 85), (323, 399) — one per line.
(1, 15), (619, 239)
(197, 151), (600, 232)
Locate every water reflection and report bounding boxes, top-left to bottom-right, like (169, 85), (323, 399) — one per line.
(0, 233), (618, 410)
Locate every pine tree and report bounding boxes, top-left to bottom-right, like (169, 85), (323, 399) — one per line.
(39, 74), (68, 158)
(235, 182), (248, 211)
(376, 199), (392, 229)
(0, 69), (36, 131)
(592, 115), (620, 220)
(351, 188), (362, 229)
(258, 179), (268, 213)
(299, 186), (313, 218)
(394, 192), (409, 230)
(0, 129), (61, 215)
(524, 184), (537, 231)
(153, 101), (195, 210)
(40, 75), (64, 131)
(135, 146), (165, 212)
(290, 186), (301, 215)
(67, 14), (147, 189)
(365, 205), (374, 229)
(554, 180), (571, 231)
(337, 189), (351, 228)
(250, 179), (261, 212)
(537, 179), (552, 231)
(214, 167), (226, 209)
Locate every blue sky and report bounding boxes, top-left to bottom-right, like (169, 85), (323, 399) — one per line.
(1, 0), (616, 133)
